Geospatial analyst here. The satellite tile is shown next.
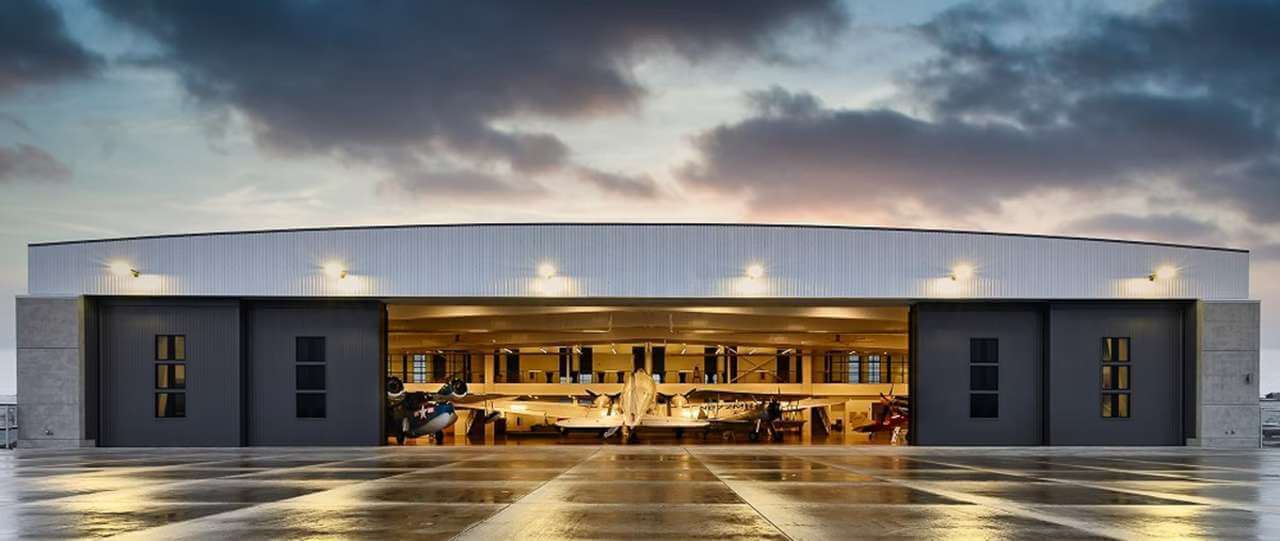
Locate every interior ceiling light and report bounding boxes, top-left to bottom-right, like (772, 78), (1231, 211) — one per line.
(1149, 265), (1177, 282)
(745, 264), (765, 280)
(537, 263), (557, 279)
(950, 263), (974, 281)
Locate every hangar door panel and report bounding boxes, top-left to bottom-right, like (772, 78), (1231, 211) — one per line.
(99, 300), (241, 446)
(247, 302), (382, 446)
(915, 304), (1042, 445)
(1048, 303), (1183, 445)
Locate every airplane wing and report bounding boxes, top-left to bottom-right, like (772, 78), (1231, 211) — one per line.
(454, 399), (596, 420)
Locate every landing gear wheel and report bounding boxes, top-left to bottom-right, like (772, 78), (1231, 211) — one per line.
(434, 430), (445, 445)
(398, 418), (410, 445)
(721, 431), (734, 442)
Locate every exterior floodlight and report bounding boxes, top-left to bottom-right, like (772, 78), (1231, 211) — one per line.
(109, 261), (140, 278)
(1149, 265), (1177, 282)
(950, 264), (975, 281)
(537, 263), (557, 279)
(323, 262), (348, 279)
(745, 264), (765, 280)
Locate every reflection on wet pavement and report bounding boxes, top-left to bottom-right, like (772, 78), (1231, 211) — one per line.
(1, 446), (1279, 539)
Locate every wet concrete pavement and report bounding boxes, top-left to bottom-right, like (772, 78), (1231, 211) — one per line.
(2, 446), (1279, 539)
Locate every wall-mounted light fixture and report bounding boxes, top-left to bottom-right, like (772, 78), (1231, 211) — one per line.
(323, 262), (348, 279)
(109, 261), (140, 278)
(1148, 265), (1177, 282)
(745, 264), (765, 280)
(537, 263), (557, 279)
(949, 263), (975, 281)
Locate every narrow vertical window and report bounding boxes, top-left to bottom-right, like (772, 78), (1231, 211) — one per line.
(155, 335), (187, 418)
(1101, 337), (1131, 418)
(296, 337), (326, 418)
(969, 338), (998, 418)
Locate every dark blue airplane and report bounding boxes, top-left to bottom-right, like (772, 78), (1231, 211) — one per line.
(385, 376), (469, 445)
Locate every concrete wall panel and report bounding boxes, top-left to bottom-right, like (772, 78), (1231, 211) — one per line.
(1194, 300), (1261, 448)
(15, 296), (88, 448)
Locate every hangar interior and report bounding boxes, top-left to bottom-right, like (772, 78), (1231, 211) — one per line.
(385, 303), (911, 444)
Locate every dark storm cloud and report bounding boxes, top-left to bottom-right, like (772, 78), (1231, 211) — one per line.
(0, 0), (102, 94)
(95, 0), (847, 193)
(0, 144), (71, 183)
(681, 87), (1274, 211)
(682, 0), (1280, 222)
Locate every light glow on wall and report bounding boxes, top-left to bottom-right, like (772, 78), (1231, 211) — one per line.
(1149, 265), (1178, 282)
(322, 262), (348, 279)
(950, 263), (975, 281)
(108, 261), (139, 278)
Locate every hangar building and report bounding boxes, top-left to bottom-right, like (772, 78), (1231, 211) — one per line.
(14, 224), (1261, 448)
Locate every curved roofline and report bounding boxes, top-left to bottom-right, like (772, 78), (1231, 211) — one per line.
(28, 222), (1249, 253)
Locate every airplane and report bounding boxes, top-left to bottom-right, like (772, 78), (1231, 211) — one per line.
(685, 389), (846, 442)
(853, 391), (910, 443)
(385, 375), (475, 445)
(459, 369), (709, 442)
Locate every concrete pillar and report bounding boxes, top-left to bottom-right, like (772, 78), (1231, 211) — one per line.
(801, 350), (814, 443)
(1192, 300), (1261, 448)
(16, 296), (93, 448)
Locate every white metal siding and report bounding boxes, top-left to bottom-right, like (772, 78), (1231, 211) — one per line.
(26, 224), (1250, 300)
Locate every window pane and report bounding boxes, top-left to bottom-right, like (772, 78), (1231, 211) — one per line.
(156, 335), (171, 360)
(1117, 366), (1129, 390)
(969, 393), (998, 418)
(970, 365), (999, 391)
(156, 392), (186, 418)
(173, 336), (186, 361)
(1117, 338), (1130, 362)
(970, 338), (998, 364)
(1102, 394), (1113, 417)
(1101, 338), (1113, 362)
(1118, 393), (1130, 417)
(296, 365), (326, 391)
(156, 364), (186, 389)
(1101, 366), (1113, 390)
(297, 337), (325, 363)
(296, 393), (326, 418)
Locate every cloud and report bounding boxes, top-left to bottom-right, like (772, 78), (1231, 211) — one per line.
(0, 0), (103, 95)
(1061, 213), (1225, 245)
(0, 144), (72, 183)
(575, 167), (660, 199)
(95, 0), (847, 195)
(680, 1), (1280, 224)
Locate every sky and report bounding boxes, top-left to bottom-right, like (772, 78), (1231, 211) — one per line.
(1, 0), (1278, 397)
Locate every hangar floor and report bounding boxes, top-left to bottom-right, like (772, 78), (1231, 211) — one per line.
(4, 446), (1279, 539)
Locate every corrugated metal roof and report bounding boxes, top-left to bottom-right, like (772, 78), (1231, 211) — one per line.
(26, 223), (1249, 300)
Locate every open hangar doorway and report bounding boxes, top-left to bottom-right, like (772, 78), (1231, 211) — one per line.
(382, 302), (910, 446)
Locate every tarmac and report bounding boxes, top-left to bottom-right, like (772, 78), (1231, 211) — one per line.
(2, 444), (1279, 539)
